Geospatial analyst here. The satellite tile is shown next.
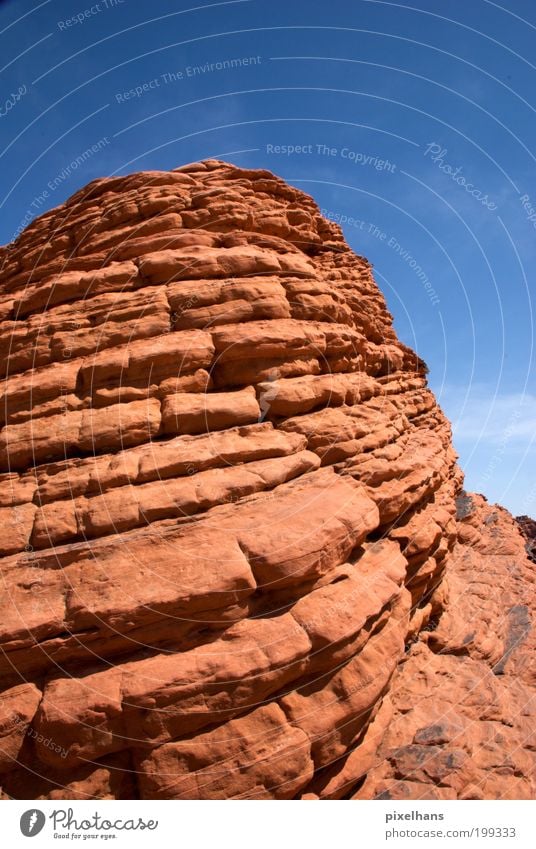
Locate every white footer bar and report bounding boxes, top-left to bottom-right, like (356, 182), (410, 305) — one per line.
(4, 799), (535, 848)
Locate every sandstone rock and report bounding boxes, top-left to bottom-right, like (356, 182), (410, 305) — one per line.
(13, 261), (139, 317)
(0, 160), (532, 800)
(136, 704), (313, 800)
(0, 683), (41, 773)
(160, 385), (259, 434)
(353, 644), (536, 801)
(1, 751), (135, 800)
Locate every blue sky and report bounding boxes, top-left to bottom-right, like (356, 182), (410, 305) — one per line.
(0, 0), (534, 515)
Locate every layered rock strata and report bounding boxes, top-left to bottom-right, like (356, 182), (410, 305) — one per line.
(0, 160), (532, 800)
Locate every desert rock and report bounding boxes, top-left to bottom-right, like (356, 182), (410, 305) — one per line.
(0, 160), (533, 800)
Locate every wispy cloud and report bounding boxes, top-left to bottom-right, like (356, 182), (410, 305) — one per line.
(437, 385), (536, 447)
(435, 384), (535, 515)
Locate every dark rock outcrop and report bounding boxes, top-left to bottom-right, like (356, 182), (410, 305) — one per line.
(517, 515), (536, 563)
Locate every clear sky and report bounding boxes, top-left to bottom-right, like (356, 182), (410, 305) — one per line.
(0, 0), (534, 515)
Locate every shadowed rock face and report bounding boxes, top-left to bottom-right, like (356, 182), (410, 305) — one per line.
(517, 515), (536, 563)
(0, 160), (533, 800)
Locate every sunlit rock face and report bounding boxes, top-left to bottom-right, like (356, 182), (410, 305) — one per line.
(0, 160), (533, 800)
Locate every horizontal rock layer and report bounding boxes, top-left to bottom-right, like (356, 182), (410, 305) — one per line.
(0, 160), (532, 800)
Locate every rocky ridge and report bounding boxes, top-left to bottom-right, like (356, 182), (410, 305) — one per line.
(0, 160), (533, 800)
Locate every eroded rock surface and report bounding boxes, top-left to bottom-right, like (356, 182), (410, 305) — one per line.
(354, 495), (536, 800)
(0, 160), (533, 800)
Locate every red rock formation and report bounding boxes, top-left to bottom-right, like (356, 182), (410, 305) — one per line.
(0, 160), (533, 800)
(354, 494), (536, 800)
